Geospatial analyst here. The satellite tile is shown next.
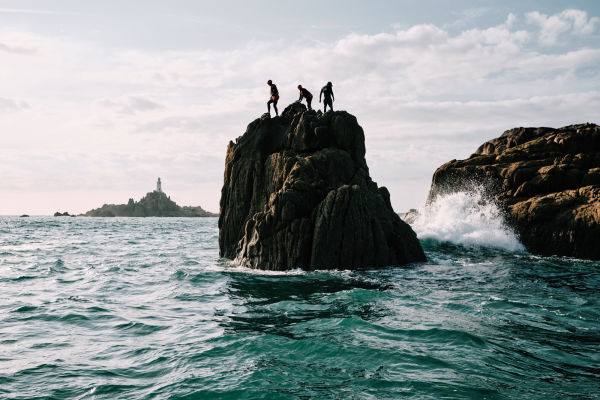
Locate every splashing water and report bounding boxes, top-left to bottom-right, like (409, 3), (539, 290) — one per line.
(411, 190), (525, 252)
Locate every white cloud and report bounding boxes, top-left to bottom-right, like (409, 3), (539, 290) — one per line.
(0, 8), (70, 15)
(0, 97), (29, 112)
(526, 9), (599, 45)
(98, 96), (164, 114)
(445, 7), (492, 30)
(1, 9), (599, 214)
(0, 41), (36, 54)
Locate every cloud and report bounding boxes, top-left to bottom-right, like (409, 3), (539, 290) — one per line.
(444, 7), (493, 30)
(122, 96), (163, 113)
(136, 116), (205, 134)
(0, 97), (29, 112)
(1, 8), (599, 214)
(526, 9), (599, 45)
(98, 95), (164, 114)
(0, 8), (70, 15)
(0, 41), (36, 54)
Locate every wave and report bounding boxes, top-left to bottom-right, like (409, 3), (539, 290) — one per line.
(410, 190), (525, 252)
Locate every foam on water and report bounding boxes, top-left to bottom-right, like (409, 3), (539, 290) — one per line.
(2, 216), (599, 399)
(411, 190), (525, 252)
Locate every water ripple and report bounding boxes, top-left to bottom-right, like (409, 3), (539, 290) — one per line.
(0, 216), (598, 399)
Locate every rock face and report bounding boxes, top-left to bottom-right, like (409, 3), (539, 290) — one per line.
(219, 103), (425, 270)
(428, 123), (600, 259)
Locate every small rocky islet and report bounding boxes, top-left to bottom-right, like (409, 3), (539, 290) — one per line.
(83, 185), (217, 217)
(53, 211), (75, 217)
(219, 102), (426, 270)
(428, 123), (600, 260)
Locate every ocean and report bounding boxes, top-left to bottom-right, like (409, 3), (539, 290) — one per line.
(1, 192), (599, 399)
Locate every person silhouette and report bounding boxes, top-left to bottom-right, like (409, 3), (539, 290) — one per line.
(267, 80), (279, 116)
(319, 81), (334, 112)
(297, 85), (313, 110)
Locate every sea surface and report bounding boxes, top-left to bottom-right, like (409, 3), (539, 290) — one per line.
(1, 193), (599, 399)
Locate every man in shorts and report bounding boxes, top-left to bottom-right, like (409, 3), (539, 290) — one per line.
(319, 81), (334, 112)
(267, 80), (279, 116)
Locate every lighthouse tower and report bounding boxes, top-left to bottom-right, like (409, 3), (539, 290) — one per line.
(156, 177), (162, 193)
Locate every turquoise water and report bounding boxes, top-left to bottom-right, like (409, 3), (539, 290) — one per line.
(1, 216), (599, 399)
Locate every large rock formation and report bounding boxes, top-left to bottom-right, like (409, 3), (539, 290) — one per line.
(219, 103), (425, 270)
(428, 123), (600, 259)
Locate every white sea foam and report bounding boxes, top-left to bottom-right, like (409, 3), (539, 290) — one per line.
(410, 190), (526, 252)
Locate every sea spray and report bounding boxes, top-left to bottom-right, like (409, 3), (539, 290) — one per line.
(410, 190), (525, 252)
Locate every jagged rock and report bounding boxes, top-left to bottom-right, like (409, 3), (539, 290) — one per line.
(428, 123), (600, 259)
(219, 103), (425, 270)
(398, 209), (419, 224)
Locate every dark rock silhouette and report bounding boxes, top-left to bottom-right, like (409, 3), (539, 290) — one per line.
(428, 123), (600, 259)
(219, 102), (425, 270)
(83, 191), (217, 217)
(54, 211), (74, 217)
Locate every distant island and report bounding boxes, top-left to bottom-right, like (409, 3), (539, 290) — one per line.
(82, 178), (218, 217)
(54, 212), (75, 217)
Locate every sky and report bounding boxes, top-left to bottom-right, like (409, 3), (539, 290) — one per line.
(1, 0), (599, 215)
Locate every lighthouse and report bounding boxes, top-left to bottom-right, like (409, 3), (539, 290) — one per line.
(156, 177), (162, 193)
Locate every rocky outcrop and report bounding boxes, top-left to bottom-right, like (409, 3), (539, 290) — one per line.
(219, 103), (425, 270)
(54, 211), (74, 217)
(428, 123), (600, 259)
(83, 191), (217, 217)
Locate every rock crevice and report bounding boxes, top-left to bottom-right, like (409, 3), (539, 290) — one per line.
(219, 103), (425, 270)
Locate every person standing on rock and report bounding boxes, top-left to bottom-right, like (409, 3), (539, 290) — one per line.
(296, 84), (313, 110)
(267, 80), (279, 116)
(319, 81), (334, 112)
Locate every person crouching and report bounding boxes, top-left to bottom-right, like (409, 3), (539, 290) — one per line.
(297, 84), (313, 110)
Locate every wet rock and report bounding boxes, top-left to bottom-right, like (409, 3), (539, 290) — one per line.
(398, 209), (419, 224)
(428, 123), (600, 259)
(219, 105), (425, 270)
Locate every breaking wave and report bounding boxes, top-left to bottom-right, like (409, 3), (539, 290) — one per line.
(411, 190), (525, 252)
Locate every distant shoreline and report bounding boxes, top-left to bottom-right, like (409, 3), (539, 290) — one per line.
(3, 215), (219, 218)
